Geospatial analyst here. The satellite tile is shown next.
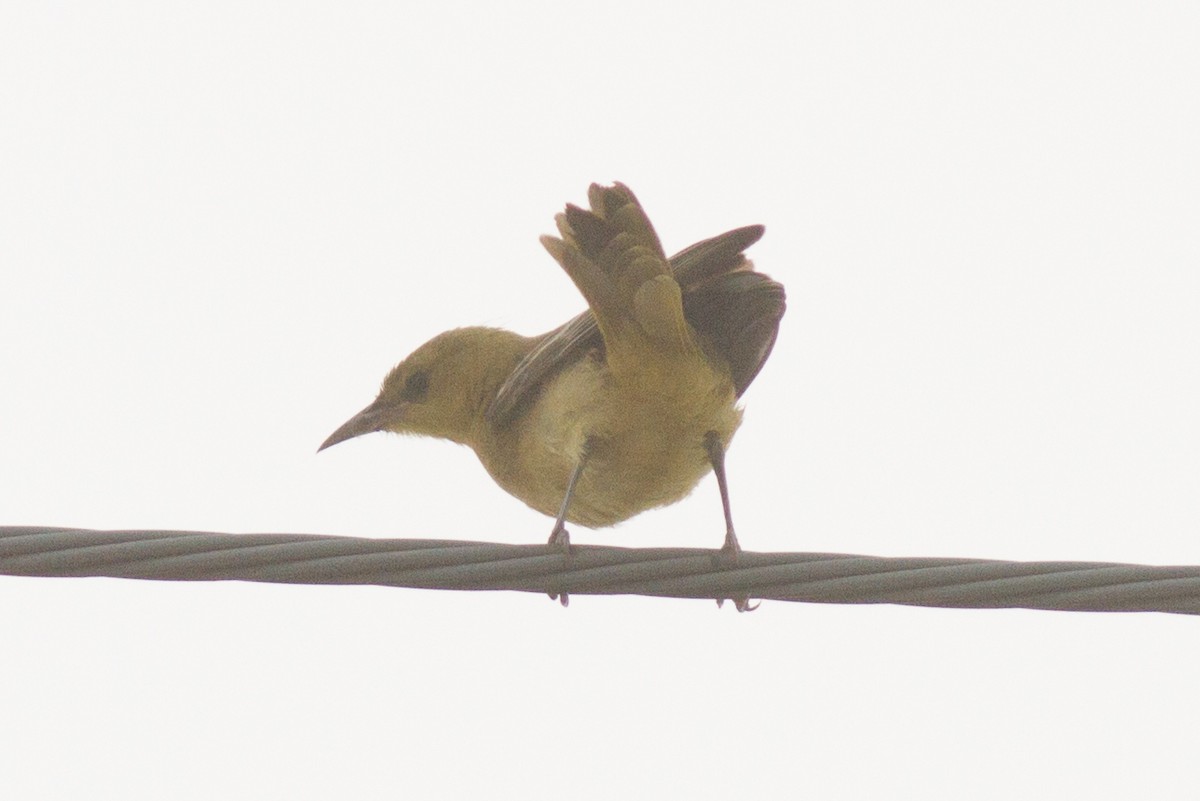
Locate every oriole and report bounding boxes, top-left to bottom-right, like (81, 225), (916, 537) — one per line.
(320, 183), (785, 557)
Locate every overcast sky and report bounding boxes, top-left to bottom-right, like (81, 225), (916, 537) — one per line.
(3, 3), (1199, 799)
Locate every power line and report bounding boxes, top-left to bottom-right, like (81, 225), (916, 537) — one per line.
(3, 526), (1198, 614)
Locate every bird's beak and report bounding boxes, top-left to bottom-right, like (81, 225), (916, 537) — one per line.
(317, 400), (398, 452)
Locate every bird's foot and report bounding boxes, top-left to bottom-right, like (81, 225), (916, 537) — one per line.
(714, 528), (759, 612)
(712, 526), (741, 568)
(717, 596), (761, 613)
(547, 523), (572, 607)
(720, 527), (741, 560)
(547, 522), (573, 554)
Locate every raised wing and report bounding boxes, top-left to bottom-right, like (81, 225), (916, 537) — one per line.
(486, 209), (781, 428)
(682, 269), (785, 398)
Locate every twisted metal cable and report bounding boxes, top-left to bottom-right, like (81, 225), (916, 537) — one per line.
(3, 526), (1198, 614)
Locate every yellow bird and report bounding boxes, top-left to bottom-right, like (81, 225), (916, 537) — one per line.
(320, 183), (785, 554)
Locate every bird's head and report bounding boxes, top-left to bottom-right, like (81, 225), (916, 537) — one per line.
(318, 326), (523, 452)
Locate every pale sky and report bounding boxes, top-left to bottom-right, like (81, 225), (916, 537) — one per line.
(3, 3), (1199, 799)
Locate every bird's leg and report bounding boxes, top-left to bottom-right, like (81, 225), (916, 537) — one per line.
(704, 432), (740, 555)
(547, 448), (589, 553)
(546, 443), (591, 607)
(704, 432), (759, 613)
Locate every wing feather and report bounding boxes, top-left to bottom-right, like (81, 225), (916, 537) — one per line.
(486, 223), (782, 426)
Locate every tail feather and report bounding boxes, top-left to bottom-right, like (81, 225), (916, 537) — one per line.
(540, 183), (692, 362)
(487, 189), (780, 427)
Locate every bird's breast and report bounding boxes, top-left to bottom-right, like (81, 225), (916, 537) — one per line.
(476, 355), (741, 528)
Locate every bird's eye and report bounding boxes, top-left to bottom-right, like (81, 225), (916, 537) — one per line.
(401, 370), (430, 402)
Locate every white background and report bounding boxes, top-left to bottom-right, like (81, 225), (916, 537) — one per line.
(3, 3), (1198, 799)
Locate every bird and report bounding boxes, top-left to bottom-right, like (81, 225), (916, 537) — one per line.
(319, 182), (785, 562)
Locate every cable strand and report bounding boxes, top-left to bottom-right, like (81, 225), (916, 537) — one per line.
(3, 526), (1198, 614)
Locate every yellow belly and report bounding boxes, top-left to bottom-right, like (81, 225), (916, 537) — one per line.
(478, 355), (742, 528)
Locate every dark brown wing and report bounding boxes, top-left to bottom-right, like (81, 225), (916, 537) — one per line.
(682, 270), (785, 396)
(485, 224), (780, 427)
